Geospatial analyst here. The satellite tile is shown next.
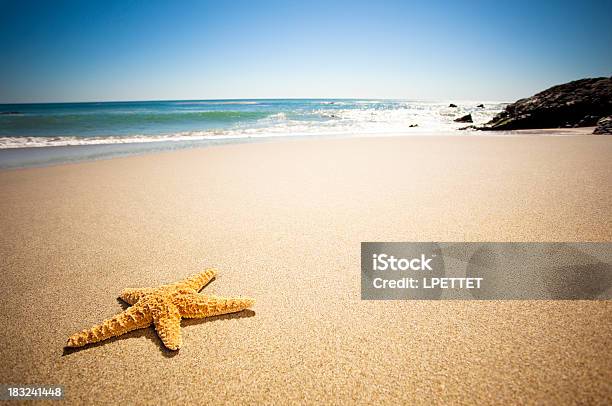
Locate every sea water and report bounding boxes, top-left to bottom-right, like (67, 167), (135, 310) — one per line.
(0, 99), (505, 168)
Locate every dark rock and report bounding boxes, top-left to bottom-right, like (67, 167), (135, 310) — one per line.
(576, 115), (599, 127)
(0, 111), (22, 115)
(449, 103), (457, 108)
(476, 104), (485, 108)
(458, 125), (478, 130)
(454, 114), (473, 123)
(482, 77), (612, 130)
(593, 116), (612, 134)
(409, 124), (418, 128)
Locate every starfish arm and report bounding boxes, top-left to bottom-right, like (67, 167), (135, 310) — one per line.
(165, 268), (217, 292)
(151, 302), (183, 350)
(66, 304), (152, 348)
(177, 293), (255, 319)
(119, 288), (154, 305)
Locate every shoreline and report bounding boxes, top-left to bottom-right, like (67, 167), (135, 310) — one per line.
(1, 134), (610, 403)
(0, 127), (599, 170)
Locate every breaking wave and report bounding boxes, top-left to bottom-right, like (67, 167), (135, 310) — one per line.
(0, 99), (507, 149)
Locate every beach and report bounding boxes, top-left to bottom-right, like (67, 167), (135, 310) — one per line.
(0, 134), (611, 404)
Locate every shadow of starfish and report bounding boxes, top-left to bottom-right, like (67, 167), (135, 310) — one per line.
(62, 309), (256, 357)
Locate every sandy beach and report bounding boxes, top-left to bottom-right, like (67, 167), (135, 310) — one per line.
(0, 134), (611, 404)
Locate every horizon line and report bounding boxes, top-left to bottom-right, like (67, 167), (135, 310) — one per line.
(0, 96), (513, 105)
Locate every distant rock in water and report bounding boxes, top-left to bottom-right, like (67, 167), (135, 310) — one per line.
(476, 104), (485, 108)
(482, 77), (612, 130)
(593, 116), (612, 134)
(409, 123), (419, 128)
(0, 111), (22, 115)
(454, 114), (473, 123)
(449, 103), (457, 108)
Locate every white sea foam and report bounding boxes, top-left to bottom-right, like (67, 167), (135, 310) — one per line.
(0, 101), (507, 149)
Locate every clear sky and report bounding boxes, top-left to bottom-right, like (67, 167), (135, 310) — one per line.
(1, 0), (610, 103)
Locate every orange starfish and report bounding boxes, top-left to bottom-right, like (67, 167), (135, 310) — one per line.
(66, 268), (254, 350)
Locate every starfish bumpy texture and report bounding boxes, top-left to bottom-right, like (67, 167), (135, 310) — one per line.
(66, 268), (254, 350)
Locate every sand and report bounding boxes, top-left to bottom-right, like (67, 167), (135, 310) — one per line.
(0, 134), (611, 404)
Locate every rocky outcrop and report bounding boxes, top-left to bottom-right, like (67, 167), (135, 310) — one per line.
(482, 77), (612, 130)
(449, 103), (457, 108)
(454, 114), (473, 123)
(476, 104), (484, 108)
(593, 116), (612, 134)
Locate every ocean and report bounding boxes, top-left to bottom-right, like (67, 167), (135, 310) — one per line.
(0, 99), (505, 168)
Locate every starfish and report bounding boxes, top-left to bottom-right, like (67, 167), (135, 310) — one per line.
(66, 268), (254, 350)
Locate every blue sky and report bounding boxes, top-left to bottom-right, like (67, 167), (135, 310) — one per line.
(0, 0), (610, 103)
